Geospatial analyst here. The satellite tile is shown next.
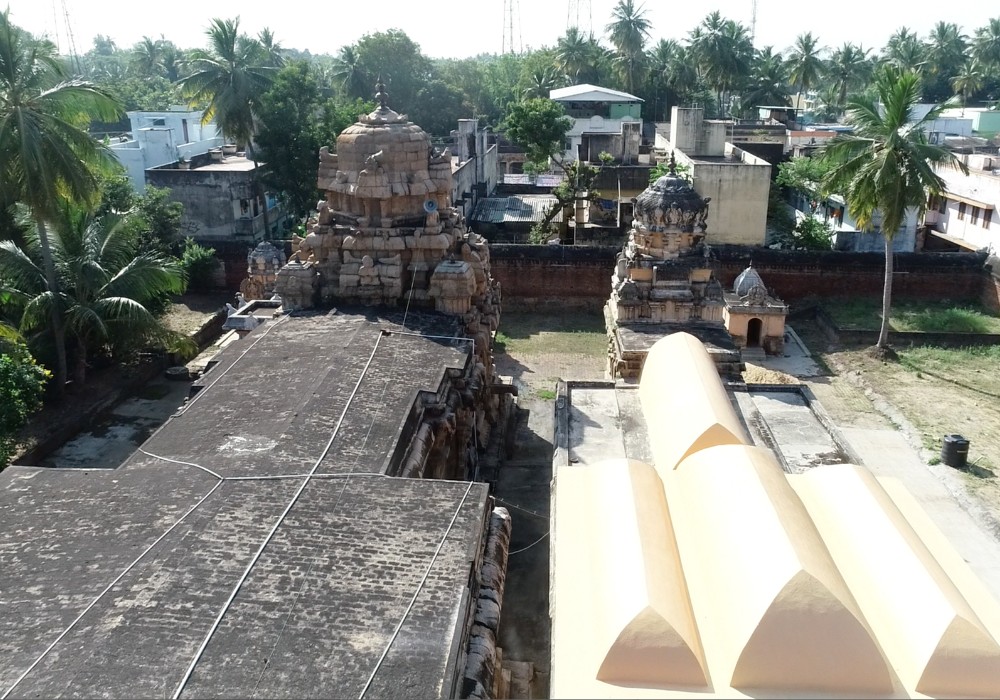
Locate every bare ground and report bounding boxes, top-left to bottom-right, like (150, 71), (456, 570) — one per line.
(794, 318), (1000, 526)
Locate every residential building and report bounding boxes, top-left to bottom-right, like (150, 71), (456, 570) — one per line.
(146, 151), (287, 243)
(108, 107), (224, 192)
(924, 154), (1000, 253)
(550, 84), (644, 165)
(450, 118), (498, 220)
(788, 189), (920, 253)
(655, 106), (773, 246)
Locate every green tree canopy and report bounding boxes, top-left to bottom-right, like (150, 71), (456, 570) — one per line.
(0, 336), (48, 469)
(500, 98), (573, 166)
(820, 67), (967, 351)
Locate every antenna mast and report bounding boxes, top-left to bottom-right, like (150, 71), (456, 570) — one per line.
(750, 0), (758, 45)
(502, 0), (522, 54)
(566, 0), (593, 36)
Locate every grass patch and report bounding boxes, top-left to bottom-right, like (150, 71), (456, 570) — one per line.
(897, 344), (1000, 399)
(536, 388), (557, 400)
(496, 312), (607, 356)
(824, 298), (1000, 333)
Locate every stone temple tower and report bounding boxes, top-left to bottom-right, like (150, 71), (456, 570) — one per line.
(274, 78), (501, 367)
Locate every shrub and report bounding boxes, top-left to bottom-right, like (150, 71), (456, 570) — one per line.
(0, 339), (49, 469)
(179, 238), (218, 290)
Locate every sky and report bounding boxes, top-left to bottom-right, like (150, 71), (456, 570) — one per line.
(4, 0), (998, 60)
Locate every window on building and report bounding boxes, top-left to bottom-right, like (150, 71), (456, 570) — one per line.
(151, 118), (165, 127)
(958, 202), (966, 220)
(938, 196), (947, 214)
(972, 206), (980, 225)
(985, 209), (993, 228)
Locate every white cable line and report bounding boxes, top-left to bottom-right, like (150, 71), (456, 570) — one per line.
(183, 315), (288, 411)
(138, 448), (224, 481)
(357, 480), (474, 699)
(250, 327), (404, 697)
(493, 497), (547, 520)
(508, 530), (549, 556)
(171, 331), (387, 700)
(0, 478), (225, 700)
(225, 472), (386, 481)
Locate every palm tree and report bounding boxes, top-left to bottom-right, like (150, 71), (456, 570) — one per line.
(820, 67), (968, 352)
(951, 61), (984, 115)
(331, 44), (366, 98)
(522, 68), (561, 99)
(787, 32), (824, 111)
(689, 12), (753, 115)
(828, 43), (871, 108)
(0, 9), (121, 394)
(605, 0), (650, 93)
(972, 18), (1000, 70)
(883, 27), (926, 71)
(179, 17), (276, 236)
(258, 28), (285, 69)
(742, 47), (790, 113)
(555, 27), (591, 82)
(130, 36), (165, 78)
(0, 206), (185, 385)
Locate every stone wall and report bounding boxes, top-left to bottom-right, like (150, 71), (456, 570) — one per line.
(487, 245), (992, 311)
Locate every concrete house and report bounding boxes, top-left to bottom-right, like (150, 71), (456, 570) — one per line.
(550, 84), (643, 165)
(924, 153), (1000, 253)
(108, 107), (224, 192)
(655, 106), (773, 246)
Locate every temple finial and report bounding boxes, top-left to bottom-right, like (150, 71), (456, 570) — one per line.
(668, 151), (677, 176)
(374, 75), (388, 110)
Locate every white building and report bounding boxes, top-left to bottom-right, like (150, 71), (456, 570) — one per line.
(924, 154), (1000, 253)
(109, 107), (225, 191)
(549, 84), (643, 164)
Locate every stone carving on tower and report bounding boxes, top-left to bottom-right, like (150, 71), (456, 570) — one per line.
(274, 77), (501, 371)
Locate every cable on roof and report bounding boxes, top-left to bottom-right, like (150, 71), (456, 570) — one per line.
(171, 330), (388, 700)
(183, 314), (289, 411)
(138, 448), (225, 481)
(508, 530), (549, 556)
(357, 480), (474, 699)
(0, 478), (226, 700)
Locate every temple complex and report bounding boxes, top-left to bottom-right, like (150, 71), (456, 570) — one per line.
(605, 155), (787, 379)
(0, 82), (515, 700)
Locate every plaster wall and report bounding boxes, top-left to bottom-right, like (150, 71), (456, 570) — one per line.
(723, 309), (785, 346)
(669, 107), (702, 154)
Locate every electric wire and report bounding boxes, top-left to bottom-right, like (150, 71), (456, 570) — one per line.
(0, 478), (226, 700)
(357, 480), (474, 699)
(170, 330), (387, 699)
(508, 530), (549, 556)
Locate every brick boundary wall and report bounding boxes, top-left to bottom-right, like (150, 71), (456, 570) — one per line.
(488, 244), (993, 312)
(211, 241), (998, 314)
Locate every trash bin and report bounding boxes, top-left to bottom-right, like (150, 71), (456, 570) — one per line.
(941, 434), (970, 469)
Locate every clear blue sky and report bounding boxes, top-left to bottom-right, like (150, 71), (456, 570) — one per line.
(5, 0), (998, 60)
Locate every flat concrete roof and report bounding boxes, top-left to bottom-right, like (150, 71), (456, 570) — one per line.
(0, 309), (489, 699)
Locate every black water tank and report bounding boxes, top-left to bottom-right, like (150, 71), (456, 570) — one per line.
(941, 434), (970, 469)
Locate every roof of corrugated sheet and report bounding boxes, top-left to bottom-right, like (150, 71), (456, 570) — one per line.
(470, 195), (562, 224)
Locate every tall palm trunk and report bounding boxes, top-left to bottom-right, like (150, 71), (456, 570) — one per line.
(878, 235), (894, 349)
(35, 217), (67, 394)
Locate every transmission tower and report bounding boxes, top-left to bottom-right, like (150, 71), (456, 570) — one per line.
(566, 0), (593, 36)
(502, 0), (522, 54)
(60, 0), (81, 73)
(750, 0), (758, 46)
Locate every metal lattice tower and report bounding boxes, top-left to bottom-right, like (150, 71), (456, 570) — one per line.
(566, 0), (593, 35)
(750, 0), (758, 45)
(502, 0), (522, 54)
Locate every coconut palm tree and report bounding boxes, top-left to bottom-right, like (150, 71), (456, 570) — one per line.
(742, 47), (790, 113)
(951, 61), (984, 115)
(605, 0), (651, 93)
(258, 28), (285, 69)
(331, 44), (366, 99)
(0, 205), (186, 385)
(0, 9), (122, 394)
(130, 36), (165, 78)
(820, 67), (967, 353)
(973, 18), (1000, 70)
(827, 43), (871, 108)
(179, 17), (276, 236)
(522, 67), (562, 99)
(883, 27), (926, 71)
(787, 32), (824, 110)
(555, 27), (591, 82)
(689, 12), (753, 116)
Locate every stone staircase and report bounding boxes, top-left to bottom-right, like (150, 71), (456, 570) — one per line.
(741, 346), (767, 364)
